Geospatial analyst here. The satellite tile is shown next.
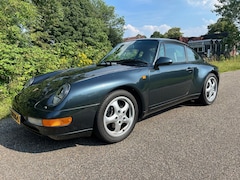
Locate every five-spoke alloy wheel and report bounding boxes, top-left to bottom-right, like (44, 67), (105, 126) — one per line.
(199, 73), (218, 105)
(95, 90), (138, 143)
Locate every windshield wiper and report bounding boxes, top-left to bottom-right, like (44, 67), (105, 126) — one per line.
(97, 61), (117, 66)
(98, 59), (148, 67)
(117, 59), (148, 66)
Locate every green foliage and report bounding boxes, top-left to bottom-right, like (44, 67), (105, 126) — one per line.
(164, 28), (183, 39)
(0, 0), (39, 46)
(0, 95), (11, 119)
(150, 31), (165, 38)
(31, 0), (123, 48)
(0, 41), (110, 96)
(0, 41), (111, 119)
(215, 0), (240, 24)
(151, 27), (183, 39)
(207, 18), (240, 52)
(0, 0), (122, 119)
(91, 0), (125, 46)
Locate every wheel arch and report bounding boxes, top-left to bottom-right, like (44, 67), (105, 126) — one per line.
(196, 66), (219, 91)
(94, 85), (146, 121)
(197, 70), (219, 105)
(109, 85), (145, 120)
(200, 70), (219, 91)
(210, 70), (220, 83)
(93, 85), (144, 143)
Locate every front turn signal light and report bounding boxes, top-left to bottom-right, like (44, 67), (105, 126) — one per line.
(42, 117), (72, 127)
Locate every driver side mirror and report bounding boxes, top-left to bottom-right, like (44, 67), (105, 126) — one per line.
(154, 57), (173, 70)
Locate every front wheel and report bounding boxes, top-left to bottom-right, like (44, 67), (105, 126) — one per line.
(95, 90), (138, 143)
(199, 73), (218, 105)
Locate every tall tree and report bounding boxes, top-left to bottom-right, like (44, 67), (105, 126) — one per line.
(90, 0), (125, 46)
(31, 0), (64, 47)
(215, 0), (240, 24)
(32, 0), (124, 47)
(150, 31), (164, 38)
(0, 0), (39, 46)
(164, 28), (183, 39)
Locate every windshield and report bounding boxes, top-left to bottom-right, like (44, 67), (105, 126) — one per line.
(100, 40), (159, 66)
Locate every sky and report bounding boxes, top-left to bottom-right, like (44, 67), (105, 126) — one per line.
(104, 0), (221, 38)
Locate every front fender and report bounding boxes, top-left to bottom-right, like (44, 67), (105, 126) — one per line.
(60, 69), (150, 112)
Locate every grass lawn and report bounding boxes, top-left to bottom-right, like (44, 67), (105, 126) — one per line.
(1, 56), (240, 120)
(209, 56), (240, 73)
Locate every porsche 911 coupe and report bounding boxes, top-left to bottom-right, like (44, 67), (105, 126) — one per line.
(11, 38), (219, 143)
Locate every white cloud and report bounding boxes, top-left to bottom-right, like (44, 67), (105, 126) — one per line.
(124, 18), (218, 38)
(186, 0), (220, 9)
(124, 24), (171, 38)
(143, 24), (171, 35)
(124, 24), (142, 37)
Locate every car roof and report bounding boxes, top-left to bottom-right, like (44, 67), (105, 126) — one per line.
(134, 38), (188, 46)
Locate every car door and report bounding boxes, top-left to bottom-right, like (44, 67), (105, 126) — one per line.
(149, 42), (194, 109)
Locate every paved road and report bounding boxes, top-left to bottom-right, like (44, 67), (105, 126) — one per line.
(1, 71), (240, 180)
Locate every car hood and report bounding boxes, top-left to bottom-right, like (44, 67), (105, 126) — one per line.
(49, 65), (127, 84)
(46, 64), (138, 84)
(14, 65), (140, 110)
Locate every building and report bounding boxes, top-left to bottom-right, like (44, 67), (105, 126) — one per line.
(180, 33), (228, 59)
(188, 39), (222, 58)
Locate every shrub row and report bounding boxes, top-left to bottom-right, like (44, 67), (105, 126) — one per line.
(0, 42), (110, 99)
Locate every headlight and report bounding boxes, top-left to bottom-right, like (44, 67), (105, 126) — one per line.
(24, 77), (35, 89)
(52, 84), (71, 106)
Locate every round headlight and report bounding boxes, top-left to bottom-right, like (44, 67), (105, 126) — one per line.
(52, 84), (70, 106)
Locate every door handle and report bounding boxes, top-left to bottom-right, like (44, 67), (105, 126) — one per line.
(186, 67), (193, 73)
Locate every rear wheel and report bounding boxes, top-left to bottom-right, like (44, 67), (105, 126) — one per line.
(199, 73), (218, 105)
(95, 90), (138, 143)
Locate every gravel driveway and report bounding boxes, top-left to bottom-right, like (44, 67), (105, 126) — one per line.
(0, 70), (240, 180)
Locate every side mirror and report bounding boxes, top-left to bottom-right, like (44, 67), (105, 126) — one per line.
(154, 57), (173, 69)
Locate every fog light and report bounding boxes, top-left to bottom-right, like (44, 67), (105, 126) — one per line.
(28, 117), (42, 126)
(42, 117), (72, 127)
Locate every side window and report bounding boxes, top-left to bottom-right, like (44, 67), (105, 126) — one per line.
(165, 43), (186, 63)
(186, 47), (201, 62)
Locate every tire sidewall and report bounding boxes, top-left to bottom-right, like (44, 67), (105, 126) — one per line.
(95, 90), (138, 143)
(201, 73), (218, 105)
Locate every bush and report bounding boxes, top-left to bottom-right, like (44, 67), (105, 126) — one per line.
(0, 41), (111, 119)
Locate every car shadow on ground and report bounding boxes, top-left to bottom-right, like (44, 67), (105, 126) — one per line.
(0, 118), (108, 154)
(0, 101), (202, 154)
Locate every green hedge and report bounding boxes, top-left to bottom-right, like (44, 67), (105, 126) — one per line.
(0, 42), (110, 96)
(0, 42), (111, 119)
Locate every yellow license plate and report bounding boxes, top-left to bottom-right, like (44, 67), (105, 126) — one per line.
(10, 109), (21, 125)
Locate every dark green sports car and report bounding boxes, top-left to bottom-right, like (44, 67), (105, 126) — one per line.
(11, 38), (219, 143)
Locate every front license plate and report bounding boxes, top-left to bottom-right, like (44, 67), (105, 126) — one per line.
(10, 109), (21, 125)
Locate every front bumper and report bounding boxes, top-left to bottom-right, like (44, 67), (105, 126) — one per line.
(11, 103), (99, 140)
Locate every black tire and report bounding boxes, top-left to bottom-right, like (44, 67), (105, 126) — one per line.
(199, 73), (218, 105)
(95, 90), (138, 143)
